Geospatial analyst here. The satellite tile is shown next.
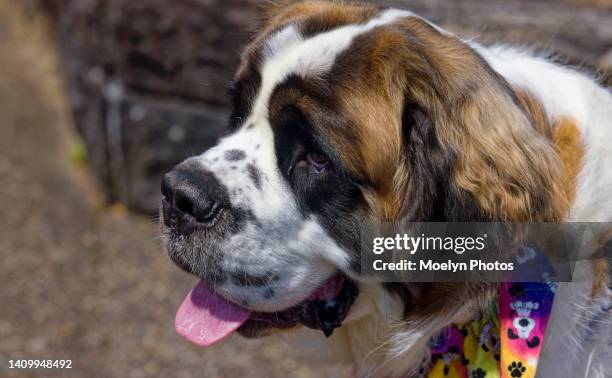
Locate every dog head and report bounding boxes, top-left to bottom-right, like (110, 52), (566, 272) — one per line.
(160, 0), (566, 350)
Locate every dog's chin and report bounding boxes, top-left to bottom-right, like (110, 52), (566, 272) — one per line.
(231, 273), (359, 339)
(237, 317), (298, 338)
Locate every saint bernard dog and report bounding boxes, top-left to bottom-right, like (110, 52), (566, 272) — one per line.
(160, 1), (612, 376)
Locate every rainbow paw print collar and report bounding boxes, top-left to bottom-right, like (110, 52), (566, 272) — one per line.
(425, 247), (557, 378)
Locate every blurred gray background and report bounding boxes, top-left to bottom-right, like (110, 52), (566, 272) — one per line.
(0, 0), (610, 377)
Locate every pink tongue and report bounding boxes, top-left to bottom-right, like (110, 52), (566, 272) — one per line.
(175, 281), (251, 347)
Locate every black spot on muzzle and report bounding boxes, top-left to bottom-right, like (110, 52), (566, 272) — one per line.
(225, 149), (246, 161)
(247, 164), (262, 189)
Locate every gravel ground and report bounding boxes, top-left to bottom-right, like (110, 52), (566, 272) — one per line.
(0, 3), (349, 377)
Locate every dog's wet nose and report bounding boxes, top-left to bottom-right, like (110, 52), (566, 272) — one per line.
(161, 162), (226, 233)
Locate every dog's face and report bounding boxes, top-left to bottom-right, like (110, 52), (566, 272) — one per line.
(161, 1), (567, 339)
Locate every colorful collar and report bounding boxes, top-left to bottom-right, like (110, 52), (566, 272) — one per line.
(424, 246), (557, 378)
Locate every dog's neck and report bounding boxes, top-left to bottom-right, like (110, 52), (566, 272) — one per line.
(285, 282), (479, 376)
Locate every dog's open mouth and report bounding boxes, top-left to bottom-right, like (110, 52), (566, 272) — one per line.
(175, 274), (358, 347)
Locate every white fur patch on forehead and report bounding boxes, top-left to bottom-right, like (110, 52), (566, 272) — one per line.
(249, 8), (415, 121)
(263, 24), (304, 59)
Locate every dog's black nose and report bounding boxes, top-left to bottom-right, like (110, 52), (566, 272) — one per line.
(161, 161), (226, 233)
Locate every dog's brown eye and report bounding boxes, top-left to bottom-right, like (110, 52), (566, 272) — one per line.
(306, 152), (328, 172)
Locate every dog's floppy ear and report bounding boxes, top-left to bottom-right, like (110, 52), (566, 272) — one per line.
(394, 18), (569, 222)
